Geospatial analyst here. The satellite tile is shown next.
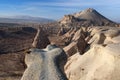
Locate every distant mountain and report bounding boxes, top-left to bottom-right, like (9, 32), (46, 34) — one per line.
(0, 15), (54, 23)
(59, 8), (118, 27)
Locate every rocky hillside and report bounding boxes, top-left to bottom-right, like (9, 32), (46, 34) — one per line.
(0, 26), (52, 80)
(0, 27), (37, 80)
(0, 8), (120, 80)
(19, 25), (120, 80)
(64, 26), (120, 80)
(0, 15), (54, 24)
(0, 27), (37, 53)
(59, 8), (118, 27)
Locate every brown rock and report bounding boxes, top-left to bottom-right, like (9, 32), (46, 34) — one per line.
(32, 27), (50, 49)
(57, 27), (66, 36)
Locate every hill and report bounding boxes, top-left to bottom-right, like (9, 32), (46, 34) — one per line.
(0, 15), (54, 23)
(59, 8), (118, 27)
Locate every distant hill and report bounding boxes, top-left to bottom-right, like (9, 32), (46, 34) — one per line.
(0, 15), (54, 23)
(59, 8), (118, 27)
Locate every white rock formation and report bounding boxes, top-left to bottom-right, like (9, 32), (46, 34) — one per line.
(64, 26), (120, 80)
(65, 43), (120, 80)
(64, 28), (87, 57)
(21, 45), (67, 80)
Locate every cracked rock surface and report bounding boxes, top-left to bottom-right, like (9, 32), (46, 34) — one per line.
(64, 26), (120, 80)
(21, 45), (67, 80)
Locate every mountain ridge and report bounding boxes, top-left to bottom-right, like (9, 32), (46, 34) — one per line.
(0, 15), (54, 23)
(59, 8), (118, 27)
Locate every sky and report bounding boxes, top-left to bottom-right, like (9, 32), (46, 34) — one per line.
(0, 0), (120, 22)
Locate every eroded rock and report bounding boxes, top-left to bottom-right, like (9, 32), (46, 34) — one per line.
(32, 27), (50, 49)
(64, 26), (120, 80)
(57, 27), (66, 36)
(21, 45), (67, 80)
(64, 28), (87, 57)
(65, 44), (120, 80)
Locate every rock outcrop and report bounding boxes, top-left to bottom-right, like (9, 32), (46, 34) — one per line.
(64, 26), (120, 80)
(64, 28), (87, 57)
(59, 8), (118, 27)
(62, 27), (77, 45)
(65, 43), (120, 80)
(21, 45), (67, 80)
(57, 27), (66, 36)
(88, 27), (120, 46)
(59, 15), (77, 27)
(32, 27), (50, 49)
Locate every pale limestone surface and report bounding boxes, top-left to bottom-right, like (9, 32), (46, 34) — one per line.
(64, 29), (86, 57)
(88, 27), (120, 46)
(21, 45), (67, 80)
(65, 44), (120, 80)
(64, 26), (120, 80)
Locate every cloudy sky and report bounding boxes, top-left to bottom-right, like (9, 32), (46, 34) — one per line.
(0, 0), (120, 22)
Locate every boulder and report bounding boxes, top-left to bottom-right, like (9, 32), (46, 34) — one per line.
(21, 45), (67, 80)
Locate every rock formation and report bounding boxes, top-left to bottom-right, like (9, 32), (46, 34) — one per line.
(59, 8), (117, 27)
(59, 15), (77, 27)
(57, 27), (66, 36)
(1, 8), (120, 80)
(62, 27), (77, 45)
(64, 26), (120, 80)
(64, 28), (87, 57)
(21, 45), (67, 80)
(65, 43), (120, 80)
(32, 27), (50, 49)
(88, 27), (120, 46)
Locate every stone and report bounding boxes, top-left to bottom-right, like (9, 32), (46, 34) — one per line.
(32, 27), (50, 49)
(57, 27), (66, 36)
(65, 43), (120, 80)
(64, 29), (87, 57)
(64, 26), (120, 80)
(61, 27), (78, 45)
(21, 45), (67, 80)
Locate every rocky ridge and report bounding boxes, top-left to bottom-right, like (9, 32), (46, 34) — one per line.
(59, 8), (118, 27)
(21, 26), (120, 80)
(0, 8), (120, 80)
(64, 26), (120, 80)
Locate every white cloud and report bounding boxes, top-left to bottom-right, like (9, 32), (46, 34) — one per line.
(23, 7), (37, 11)
(26, 2), (96, 7)
(25, 0), (120, 7)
